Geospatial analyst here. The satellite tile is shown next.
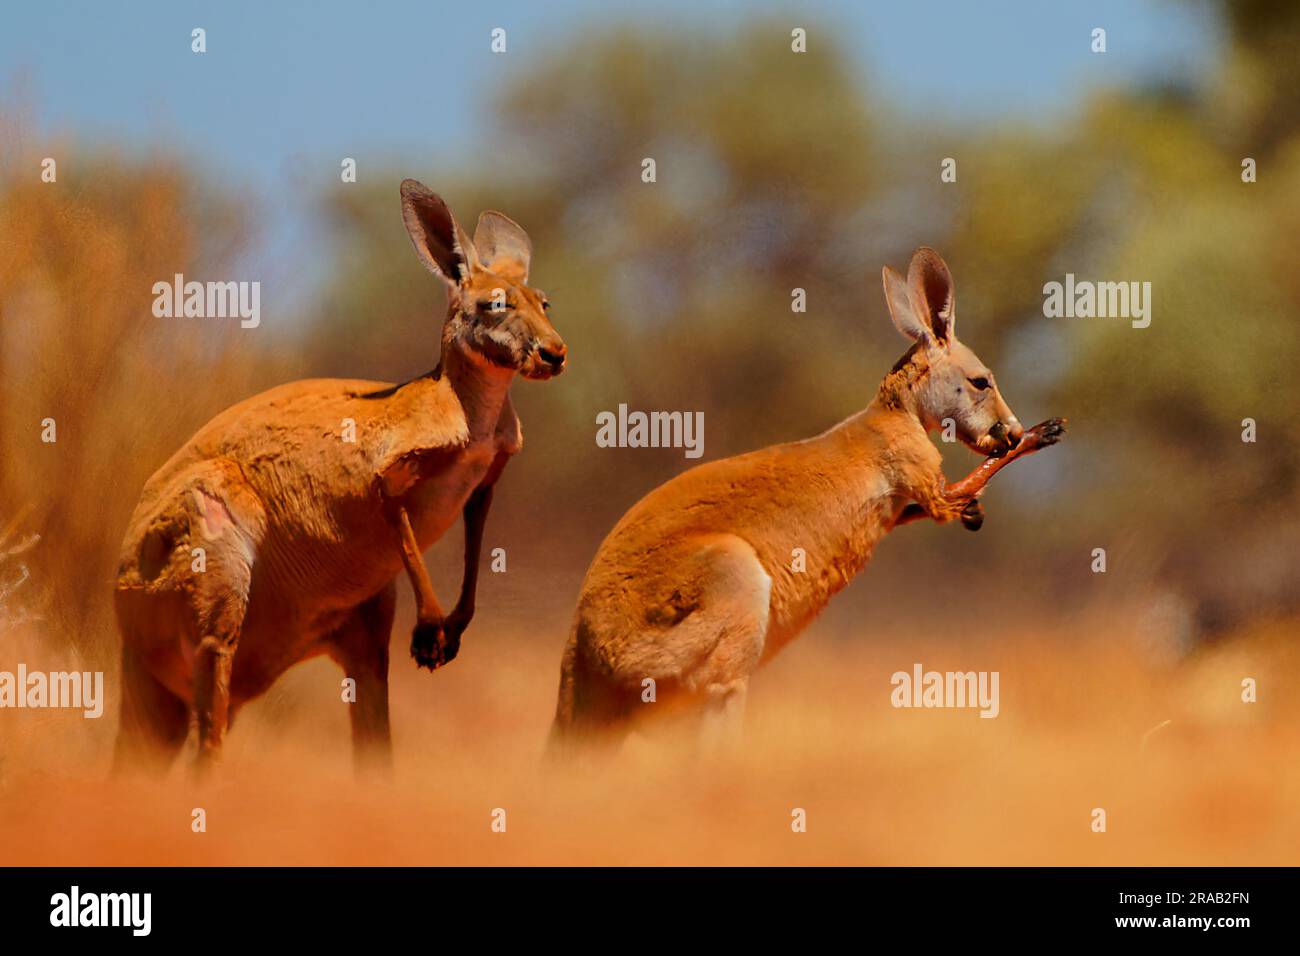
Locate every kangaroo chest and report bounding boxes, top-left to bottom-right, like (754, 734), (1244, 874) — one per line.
(404, 435), (509, 548)
(365, 376), (521, 550)
(765, 468), (901, 638)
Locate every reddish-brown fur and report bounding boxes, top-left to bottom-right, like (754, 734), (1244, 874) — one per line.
(550, 247), (1065, 755)
(113, 181), (566, 774)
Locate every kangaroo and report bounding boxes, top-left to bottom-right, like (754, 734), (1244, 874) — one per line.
(550, 247), (1064, 754)
(113, 180), (566, 774)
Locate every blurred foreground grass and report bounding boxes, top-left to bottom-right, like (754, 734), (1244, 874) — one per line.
(1, 608), (1294, 866)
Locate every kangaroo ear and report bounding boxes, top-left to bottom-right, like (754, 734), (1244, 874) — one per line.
(400, 179), (479, 284)
(906, 246), (955, 343)
(474, 211), (532, 283)
(883, 264), (933, 345)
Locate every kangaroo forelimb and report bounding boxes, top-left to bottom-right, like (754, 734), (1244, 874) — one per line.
(444, 483), (494, 642)
(396, 505), (459, 671)
(945, 417), (1067, 503)
(396, 506), (444, 624)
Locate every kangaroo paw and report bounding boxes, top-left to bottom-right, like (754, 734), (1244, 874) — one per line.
(410, 619), (453, 671)
(960, 499), (985, 531)
(1021, 417), (1067, 452)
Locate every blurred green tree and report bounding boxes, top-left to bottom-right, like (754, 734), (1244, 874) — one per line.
(304, 7), (1300, 640)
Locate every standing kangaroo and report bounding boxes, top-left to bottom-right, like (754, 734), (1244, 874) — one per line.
(550, 247), (1064, 753)
(113, 180), (566, 773)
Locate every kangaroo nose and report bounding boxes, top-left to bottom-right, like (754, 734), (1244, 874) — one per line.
(1007, 419), (1024, 443)
(538, 343), (566, 372)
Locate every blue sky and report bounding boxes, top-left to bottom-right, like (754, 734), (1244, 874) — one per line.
(3, 0), (1219, 184)
(1, 1), (1220, 302)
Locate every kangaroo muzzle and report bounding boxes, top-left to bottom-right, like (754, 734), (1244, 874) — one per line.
(987, 418), (1024, 457)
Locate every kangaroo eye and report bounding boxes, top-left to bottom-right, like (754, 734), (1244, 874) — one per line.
(969, 376), (991, 391)
(541, 299), (551, 311)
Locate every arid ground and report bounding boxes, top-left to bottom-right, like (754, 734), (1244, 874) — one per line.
(2, 595), (1295, 866)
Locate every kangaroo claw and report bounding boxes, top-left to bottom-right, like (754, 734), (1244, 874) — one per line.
(411, 619), (457, 671)
(960, 499), (984, 531)
(1021, 417), (1067, 452)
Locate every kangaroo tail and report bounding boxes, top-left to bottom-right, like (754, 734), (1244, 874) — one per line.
(544, 628), (579, 764)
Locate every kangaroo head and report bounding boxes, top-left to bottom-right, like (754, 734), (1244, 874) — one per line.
(881, 247), (1023, 457)
(400, 179), (566, 380)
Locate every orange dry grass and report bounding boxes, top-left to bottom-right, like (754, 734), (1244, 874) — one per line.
(1, 608), (1295, 866)
(0, 147), (278, 659)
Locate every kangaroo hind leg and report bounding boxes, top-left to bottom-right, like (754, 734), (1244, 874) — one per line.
(327, 582), (397, 775)
(184, 470), (262, 775)
(113, 645), (189, 775)
(639, 533), (772, 753)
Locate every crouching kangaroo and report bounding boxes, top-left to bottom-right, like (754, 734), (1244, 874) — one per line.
(114, 180), (566, 774)
(550, 247), (1063, 755)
